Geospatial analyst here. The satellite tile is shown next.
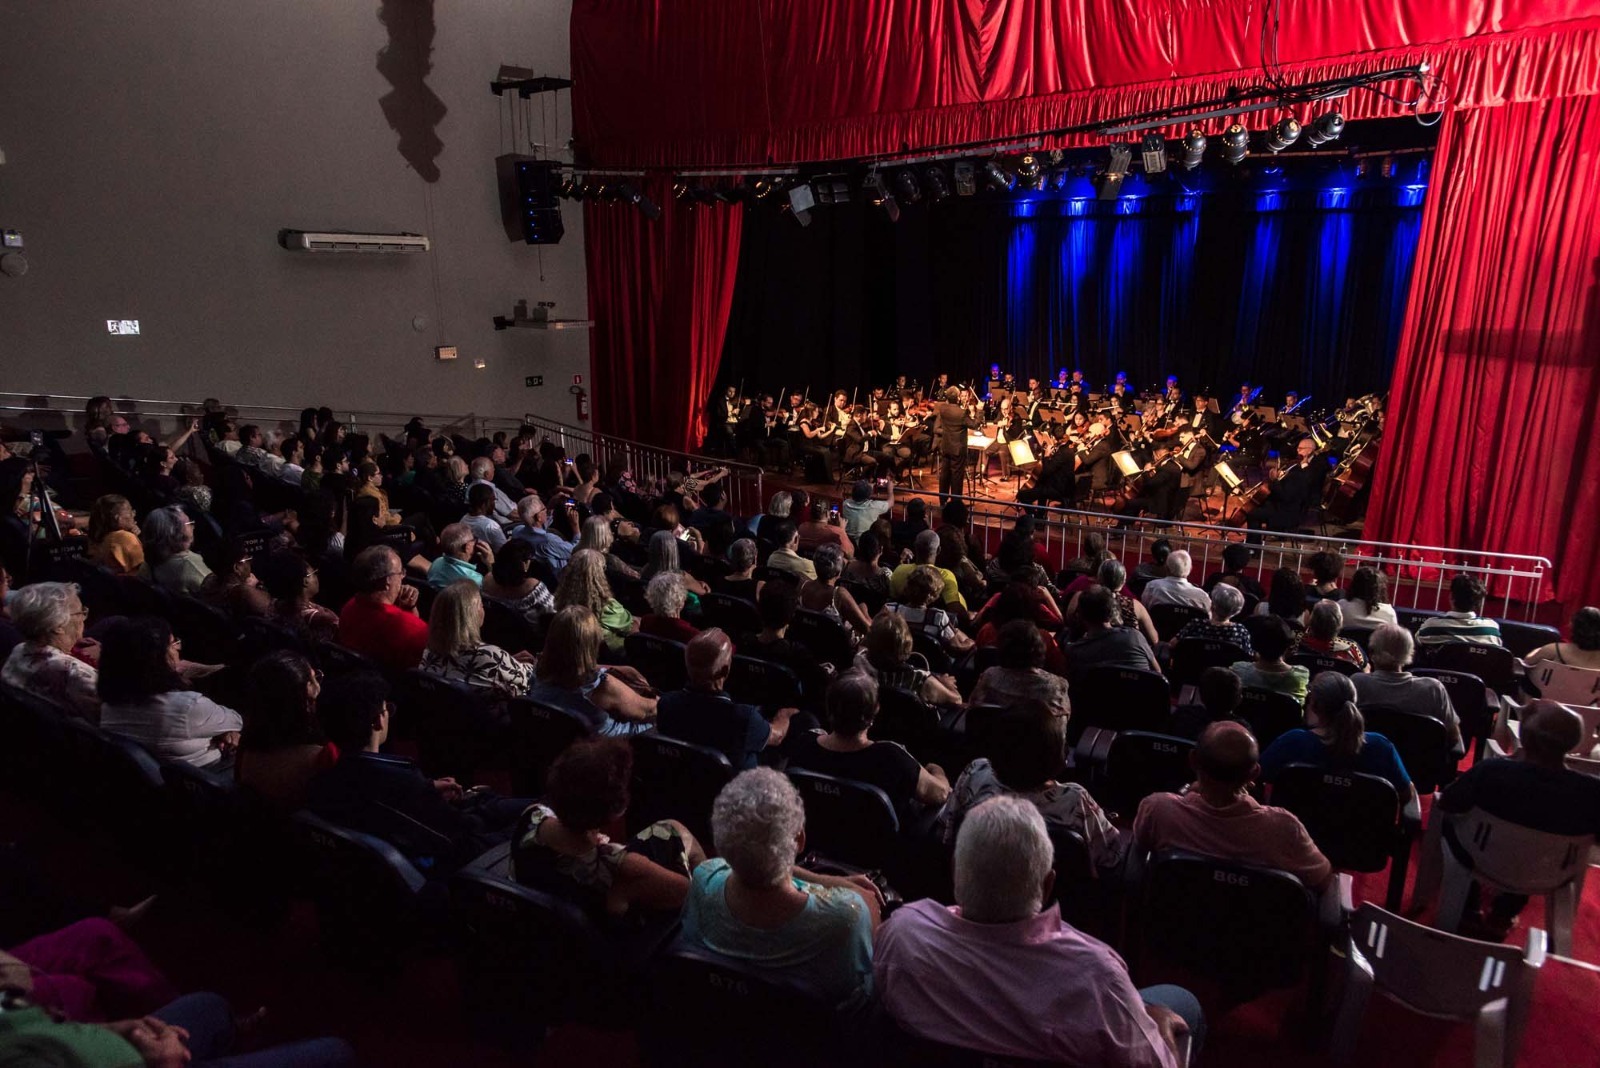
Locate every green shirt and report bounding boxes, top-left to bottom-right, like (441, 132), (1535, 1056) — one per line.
(0, 1006), (142, 1068)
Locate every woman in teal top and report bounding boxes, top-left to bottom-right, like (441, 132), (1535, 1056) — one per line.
(680, 769), (881, 1009)
(1260, 672), (1415, 802)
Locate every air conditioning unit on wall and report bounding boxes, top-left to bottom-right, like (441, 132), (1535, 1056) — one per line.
(277, 230), (431, 254)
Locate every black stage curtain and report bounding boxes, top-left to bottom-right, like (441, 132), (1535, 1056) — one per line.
(719, 187), (1423, 408)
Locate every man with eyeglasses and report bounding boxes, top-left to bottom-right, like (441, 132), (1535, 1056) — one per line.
(427, 523), (493, 589)
(336, 546), (429, 672)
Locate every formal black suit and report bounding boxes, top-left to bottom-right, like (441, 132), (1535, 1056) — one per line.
(935, 402), (977, 500)
(1018, 447), (1076, 507)
(1122, 459), (1184, 520)
(1248, 459), (1327, 532)
(1076, 437), (1116, 497)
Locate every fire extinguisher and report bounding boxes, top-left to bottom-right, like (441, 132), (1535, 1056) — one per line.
(569, 384), (589, 422)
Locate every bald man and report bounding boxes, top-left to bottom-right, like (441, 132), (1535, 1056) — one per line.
(1133, 721), (1332, 890)
(1438, 700), (1600, 934)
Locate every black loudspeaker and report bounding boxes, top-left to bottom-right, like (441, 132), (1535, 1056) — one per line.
(496, 155), (564, 245)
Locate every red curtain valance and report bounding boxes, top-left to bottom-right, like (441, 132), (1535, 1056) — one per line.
(572, 2), (1600, 168)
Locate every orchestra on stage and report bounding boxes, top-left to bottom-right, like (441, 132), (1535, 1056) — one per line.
(707, 370), (1387, 534)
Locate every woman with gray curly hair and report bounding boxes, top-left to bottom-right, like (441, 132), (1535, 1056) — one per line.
(799, 543), (872, 635)
(138, 504), (212, 596)
(1, 581), (101, 719)
(640, 571), (700, 644)
(681, 768), (884, 1008)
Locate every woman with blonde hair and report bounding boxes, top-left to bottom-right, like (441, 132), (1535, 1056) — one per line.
(529, 605), (657, 735)
(580, 514), (640, 581)
(85, 494), (144, 576)
(419, 580), (534, 696)
(554, 547), (635, 651)
(853, 610), (963, 706)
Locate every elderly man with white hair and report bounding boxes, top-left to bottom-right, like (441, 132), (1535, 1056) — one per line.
(1138, 548), (1210, 612)
(875, 795), (1198, 1065)
(426, 522), (492, 589)
(1, 582), (101, 720)
(657, 629), (795, 769)
(468, 455), (519, 522)
(1352, 623), (1462, 754)
(510, 493), (576, 577)
(681, 768), (882, 1007)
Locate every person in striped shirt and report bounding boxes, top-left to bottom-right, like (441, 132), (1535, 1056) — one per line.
(1415, 575), (1504, 647)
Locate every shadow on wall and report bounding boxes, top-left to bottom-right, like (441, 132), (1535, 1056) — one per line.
(377, 0), (447, 182)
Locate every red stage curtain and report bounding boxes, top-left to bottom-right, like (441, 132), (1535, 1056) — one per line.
(583, 184), (743, 452)
(1365, 94), (1600, 610)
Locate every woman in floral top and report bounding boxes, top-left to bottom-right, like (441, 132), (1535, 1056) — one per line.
(0, 582), (101, 720)
(937, 699), (1123, 872)
(418, 581), (534, 697)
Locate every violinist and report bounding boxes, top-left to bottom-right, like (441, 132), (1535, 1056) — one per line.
(1073, 419), (1117, 504)
(863, 398), (917, 481)
(823, 391), (852, 434)
(794, 402), (834, 483)
(1024, 379), (1050, 425)
(708, 384), (742, 457)
(985, 397), (1028, 476)
(1117, 443), (1185, 522)
(1142, 397), (1178, 442)
(1163, 375), (1184, 410)
(1246, 436), (1327, 534)
(1018, 425), (1078, 509)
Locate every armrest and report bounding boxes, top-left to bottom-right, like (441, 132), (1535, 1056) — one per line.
(1122, 846), (1149, 894)
(1319, 872), (1354, 929)
(1400, 793), (1423, 834)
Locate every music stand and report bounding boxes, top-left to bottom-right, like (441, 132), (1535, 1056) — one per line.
(1214, 459), (1246, 522)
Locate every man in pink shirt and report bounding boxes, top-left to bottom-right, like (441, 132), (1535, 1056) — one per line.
(1133, 721), (1332, 891)
(875, 796), (1196, 1066)
(336, 545), (429, 673)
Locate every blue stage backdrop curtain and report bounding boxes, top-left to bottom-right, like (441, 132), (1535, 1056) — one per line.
(718, 190), (1424, 404)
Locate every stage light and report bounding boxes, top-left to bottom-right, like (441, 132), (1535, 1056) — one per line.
(671, 182), (691, 201)
(616, 183), (662, 220)
(893, 168), (923, 203)
(1180, 129), (1207, 170)
(1106, 142), (1133, 176)
(1093, 173), (1124, 199)
(1221, 123), (1249, 165)
(787, 183), (816, 227)
(1140, 135), (1167, 174)
(1048, 167), (1070, 192)
(813, 175), (852, 204)
(1017, 153), (1044, 189)
(1304, 111), (1346, 147)
(1265, 116), (1302, 153)
(863, 170), (901, 222)
(561, 175), (583, 199)
(752, 178), (777, 199)
(952, 161), (977, 196)
(923, 165), (950, 202)
(982, 160), (1016, 192)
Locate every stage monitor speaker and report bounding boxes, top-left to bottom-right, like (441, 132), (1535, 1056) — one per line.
(496, 154), (565, 245)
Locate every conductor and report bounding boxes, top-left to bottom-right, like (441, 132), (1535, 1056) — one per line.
(935, 387), (978, 501)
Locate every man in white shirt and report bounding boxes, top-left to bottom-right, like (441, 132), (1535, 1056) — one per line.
(1140, 549), (1211, 612)
(840, 478), (893, 540)
(469, 457), (518, 523)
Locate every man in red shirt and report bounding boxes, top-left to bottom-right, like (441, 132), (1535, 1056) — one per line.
(337, 545), (429, 672)
(1133, 720), (1332, 891)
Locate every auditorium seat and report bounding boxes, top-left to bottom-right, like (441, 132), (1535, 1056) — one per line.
(1419, 641), (1516, 698)
(1358, 705), (1458, 792)
(393, 669), (508, 781)
(699, 592), (762, 642)
(1497, 620), (1563, 659)
(1169, 637), (1250, 692)
(1237, 688), (1304, 748)
(1148, 603), (1208, 642)
(624, 632), (689, 692)
(627, 732), (733, 849)
(788, 608), (855, 671)
(1268, 764), (1421, 911)
(1410, 666), (1494, 758)
(480, 596), (543, 656)
(1096, 731), (1196, 815)
(1068, 666), (1172, 745)
(507, 696), (592, 797)
(1286, 651), (1361, 678)
(293, 810), (434, 970)
(167, 595), (239, 665)
(786, 768), (900, 871)
(726, 654), (805, 712)
(236, 615), (311, 662)
(1330, 902), (1545, 1068)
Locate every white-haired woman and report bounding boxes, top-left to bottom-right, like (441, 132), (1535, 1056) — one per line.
(579, 514), (640, 582)
(682, 768), (883, 1008)
(640, 572), (700, 644)
(1172, 582), (1254, 655)
(710, 538), (762, 602)
(800, 544), (872, 635)
(139, 505), (212, 596)
(1, 582), (101, 719)
(642, 529), (710, 600)
(419, 581), (534, 697)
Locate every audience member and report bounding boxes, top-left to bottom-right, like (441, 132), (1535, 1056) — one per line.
(784, 670), (949, 815)
(578, 513), (639, 586)
(1306, 551), (1346, 601)
(711, 538), (762, 601)
(797, 499), (853, 557)
(682, 768), (881, 1007)
(528, 605), (656, 735)
(1171, 666), (1247, 740)
(853, 611), (962, 706)
(97, 617), (242, 769)
(749, 581), (831, 695)
(1525, 606), (1600, 670)
(754, 491), (792, 545)
(1134, 721), (1332, 891)
(1062, 586), (1161, 679)
(1139, 549), (1209, 612)
(642, 528), (709, 600)
(1436, 701), (1600, 937)
(1172, 583), (1255, 655)
(1230, 616), (1310, 702)
(554, 548), (635, 651)
(479, 536), (556, 629)
(419, 581), (533, 696)
(257, 549), (340, 642)
(85, 494), (144, 576)
(1297, 600), (1367, 669)
(235, 650), (332, 809)
(1352, 624), (1463, 753)
(509, 495), (576, 577)
(765, 520), (818, 582)
(198, 536), (272, 618)
(969, 619), (1070, 718)
(1202, 543), (1265, 602)
(336, 545), (429, 672)
(1132, 537), (1173, 585)
(884, 566), (973, 656)
(799, 543), (872, 635)
(841, 530), (892, 600)
(657, 629), (794, 770)
(1416, 575), (1503, 647)
(1261, 672), (1413, 799)
(1, 582), (101, 719)
(840, 479), (892, 540)
(512, 737), (704, 917)
(1341, 566), (1398, 630)
(427, 522), (489, 589)
(877, 796), (1197, 1066)
(1253, 568), (1308, 631)
(888, 530), (964, 610)
(641, 572), (700, 643)
(459, 483), (507, 552)
(890, 497), (929, 551)
(139, 505), (212, 596)
(1064, 560), (1157, 646)
(933, 524), (986, 608)
(938, 699), (1121, 868)
(468, 456), (519, 522)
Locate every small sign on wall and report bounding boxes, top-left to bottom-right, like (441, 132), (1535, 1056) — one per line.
(525, 375), (544, 388)
(106, 319), (140, 335)
(572, 374), (583, 385)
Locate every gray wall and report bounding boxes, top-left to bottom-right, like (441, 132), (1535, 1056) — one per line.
(0, 0), (588, 423)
